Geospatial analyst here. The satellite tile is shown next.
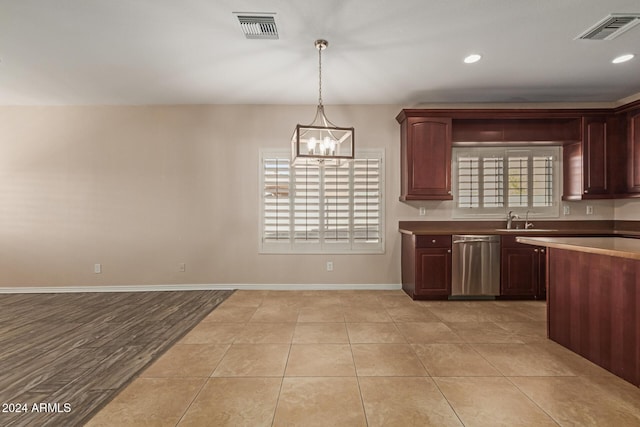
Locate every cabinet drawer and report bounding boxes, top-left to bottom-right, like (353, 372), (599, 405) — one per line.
(501, 235), (524, 248)
(415, 235), (451, 248)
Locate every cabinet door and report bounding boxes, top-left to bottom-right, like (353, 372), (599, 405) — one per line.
(628, 110), (640, 193)
(501, 247), (538, 296)
(415, 248), (451, 296)
(403, 117), (452, 200)
(562, 141), (583, 200)
(583, 117), (608, 195)
(563, 116), (612, 200)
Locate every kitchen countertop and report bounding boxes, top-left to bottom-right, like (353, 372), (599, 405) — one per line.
(398, 220), (640, 238)
(400, 228), (619, 236)
(516, 236), (640, 261)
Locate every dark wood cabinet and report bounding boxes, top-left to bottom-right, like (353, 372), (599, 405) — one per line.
(583, 117), (609, 195)
(562, 140), (583, 200)
(547, 248), (640, 386)
(415, 248), (451, 296)
(627, 109), (640, 193)
(396, 107), (639, 201)
(401, 234), (451, 299)
(397, 114), (452, 201)
(500, 236), (546, 299)
(452, 118), (581, 143)
(562, 116), (612, 200)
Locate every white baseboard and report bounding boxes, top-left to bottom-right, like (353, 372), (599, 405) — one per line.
(0, 283), (402, 294)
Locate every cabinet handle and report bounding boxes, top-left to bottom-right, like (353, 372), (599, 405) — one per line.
(447, 249), (451, 253)
(447, 191), (452, 195)
(534, 249), (539, 252)
(584, 190), (589, 194)
(541, 249), (545, 253)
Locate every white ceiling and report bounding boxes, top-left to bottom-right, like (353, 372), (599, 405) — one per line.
(1, 0), (640, 106)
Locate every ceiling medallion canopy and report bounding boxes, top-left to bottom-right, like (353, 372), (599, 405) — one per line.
(291, 39), (354, 165)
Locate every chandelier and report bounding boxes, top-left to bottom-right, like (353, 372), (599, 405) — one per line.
(291, 39), (354, 164)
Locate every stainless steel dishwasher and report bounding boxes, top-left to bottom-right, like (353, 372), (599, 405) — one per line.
(451, 235), (500, 297)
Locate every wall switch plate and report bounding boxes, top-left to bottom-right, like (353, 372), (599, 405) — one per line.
(563, 205), (570, 215)
(179, 263), (186, 272)
(326, 261), (333, 272)
(586, 205), (594, 215)
(94, 263), (102, 274)
(419, 207), (426, 216)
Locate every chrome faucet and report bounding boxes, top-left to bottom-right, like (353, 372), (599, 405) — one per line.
(525, 210), (534, 229)
(506, 211), (519, 229)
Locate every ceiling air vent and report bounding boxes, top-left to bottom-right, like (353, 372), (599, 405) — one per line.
(577, 13), (640, 40)
(234, 13), (278, 40)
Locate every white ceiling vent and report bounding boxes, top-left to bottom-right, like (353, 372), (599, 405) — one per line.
(577, 13), (640, 40)
(234, 13), (278, 40)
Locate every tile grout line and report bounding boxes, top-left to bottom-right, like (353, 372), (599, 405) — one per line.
(173, 298), (240, 426)
(393, 294), (469, 425)
(429, 376), (468, 427)
(503, 376), (562, 426)
(270, 346), (291, 427)
(349, 303), (370, 427)
(172, 376), (210, 427)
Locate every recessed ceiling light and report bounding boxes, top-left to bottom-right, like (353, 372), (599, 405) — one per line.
(464, 54), (482, 64)
(612, 53), (635, 64)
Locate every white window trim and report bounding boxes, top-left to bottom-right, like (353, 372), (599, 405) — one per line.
(259, 149), (385, 254)
(452, 146), (561, 219)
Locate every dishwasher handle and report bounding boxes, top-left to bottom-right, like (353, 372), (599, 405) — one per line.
(453, 239), (497, 244)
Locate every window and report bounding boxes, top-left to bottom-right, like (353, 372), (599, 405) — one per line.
(452, 147), (560, 218)
(260, 150), (384, 253)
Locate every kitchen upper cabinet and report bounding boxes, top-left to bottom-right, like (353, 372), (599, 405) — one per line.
(452, 118), (581, 143)
(562, 141), (583, 200)
(395, 107), (635, 201)
(627, 109), (640, 193)
(397, 113), (452, 201)
(562, 116), (613, 200)
(401, 234), (452, 300)
(583, 117), (608, 195)
(500, 236), (546, 299)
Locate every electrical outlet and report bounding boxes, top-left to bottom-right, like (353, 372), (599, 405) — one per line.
(94, 263), (102, 274)
(419, 207), (426, 216)
(326, 261), (333, 272)
(179, 263), (186, 272)
(586, 205), (594, 215)
(563, 205), (571, 216)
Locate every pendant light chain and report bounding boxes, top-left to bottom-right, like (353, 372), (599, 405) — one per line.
(318, 41), (323, 107)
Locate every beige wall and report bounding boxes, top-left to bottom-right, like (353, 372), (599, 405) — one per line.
(1, 103), (637, 288)
(1, 104), (416, 287)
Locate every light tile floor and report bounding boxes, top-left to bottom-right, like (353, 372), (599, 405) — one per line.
(86, 290), (640, 426)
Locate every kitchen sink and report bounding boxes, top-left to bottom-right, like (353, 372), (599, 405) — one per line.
(494, 228), (557, 232)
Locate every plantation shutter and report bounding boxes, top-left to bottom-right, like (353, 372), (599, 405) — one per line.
(323, 162), (351, 243)
(260, 150), (384, 253)
(262, 158), (290, 242)
(293, 162), (321, 243)
(452, 147), (558, 217)
(457, 156), (479, 208)
(532, 155), (554, 207)
(457, 155), (505, 208)
(353, 158), (381, 243)
(482, 156), (504, 207)
(507, 156), (529, 207)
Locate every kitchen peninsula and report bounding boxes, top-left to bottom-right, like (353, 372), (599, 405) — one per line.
(517, 236), (640, 387)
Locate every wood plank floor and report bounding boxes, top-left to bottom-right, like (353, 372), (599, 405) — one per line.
(0, 290), (233, 427)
